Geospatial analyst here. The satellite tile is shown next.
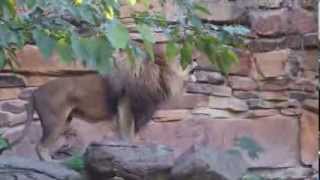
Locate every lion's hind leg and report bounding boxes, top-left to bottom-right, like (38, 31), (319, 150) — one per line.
(117, 97), (135, 142)
(36, 111), (69, 161)
(34, 96), (73, 162)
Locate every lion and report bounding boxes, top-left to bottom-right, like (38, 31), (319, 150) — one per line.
(7, 43), (197, 161)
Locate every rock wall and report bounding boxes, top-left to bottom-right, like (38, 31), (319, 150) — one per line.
(0, 0), (318, 179)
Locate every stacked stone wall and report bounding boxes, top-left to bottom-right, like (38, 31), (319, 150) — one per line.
(0, 0), (318, 179)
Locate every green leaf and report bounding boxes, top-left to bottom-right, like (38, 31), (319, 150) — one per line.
(94, 38), (115, 73)
(180, 41), (193, 69)
(86, 36), (115, 73)
(0, 0), (16, 19)
(136, 23), (155, 61)
(95, 56), (114, 74)
(71, 34), (115, 73)
(217, 47), (239, 74)
(32, 29), (56, 59)
(105, 20), (129, 49)
(166, 42), (179, 61)
(0, 24), (22, 47)
(137, 24), (155, 43)
(104, 5), (114, 20)
(56, 38), (74, 64)
(225, 48), (239, 63)
(190, 15), (202, 28)
(125, 42), (144, 64)
(71, 33), (82, 60)
(195, 35), (219, 54)
(79, 4), (96, 24)
(195, 34), (238, 74)
(80, 38), (98, 66)
(0, 135), (9, 151)
(222, 25), (251, 36)
(143, 40), (154, 61)
(71, 33), (90, 62)
(128, 0), (136, 5)
(234, 136), (264, 160)
(0, 49), (6, 69)
(192, 2), (211, 15)
(26, 0), (37, 9)
(62, 153), (85, 172)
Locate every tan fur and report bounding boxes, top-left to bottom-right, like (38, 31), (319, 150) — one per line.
(10, 44), (196, 161)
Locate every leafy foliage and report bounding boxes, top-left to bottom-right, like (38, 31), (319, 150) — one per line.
(0, 135), (9, 152)
(234, 136), (264, 160)
(0, 0), (247, 74)
(227, 136), (264, 160)
(105, 20), (129, 49)
(62, 153), (85, 172)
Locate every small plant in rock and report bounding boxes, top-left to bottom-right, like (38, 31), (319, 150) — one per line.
(227, 136), (264, 160)
(61, 152), (85, 172)
(0, 135), (9, 154)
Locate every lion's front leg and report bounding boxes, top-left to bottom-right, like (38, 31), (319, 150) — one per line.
(117, 97), (135, 142)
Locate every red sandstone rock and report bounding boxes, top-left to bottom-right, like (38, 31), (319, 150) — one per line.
(247, 109), (279, 118)
(254, 49), (289, 78)
(153, 109), (191, 122)
(259, 79), (290, 91)
(160, 93), (209, 110)
(2, 122), (42, 160)
(303, 33), (319, 48)
(0, 112), (10, 127)
(288, 8), (318, 34)
(256, 0), (283, 8)
(0, 88), (22, 100)
(298, 50), (319, 71)
(289, 79), (317, 92)
(250, 8), (317, 37)
(259, 91), (289, 101)
(138, 116), (300, 168)
(230, 50), (253, 76)
(209, 96), (249, 112)
(247, 34), (319, 52)
(300, 110), (319, 165)
(198, 0), (246, 23)
(233, 91), (259, 99)
(187, 82), (232, 97)
(280, 107), (302, 116)
(0, 74), (25, 88)
(194, 71), (225, 85)
(12, 45), (86, 73)
(1, 100), (26, 114)
(191, 107), (239, 119)
(228, 76), (258, 91)
(250, 9), (288, 37)
(303, 99), (319, 113)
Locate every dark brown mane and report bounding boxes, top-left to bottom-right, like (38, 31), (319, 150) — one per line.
(103, 60), (174, 131)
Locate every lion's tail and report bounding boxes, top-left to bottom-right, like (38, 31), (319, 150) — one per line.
(6, 95), (35, 149)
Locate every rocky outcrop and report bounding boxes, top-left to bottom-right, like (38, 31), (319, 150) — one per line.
(84, 142), (249, 180)
(85, 142), (174, 180)
(0, 156), (81, 180)
(171, 145), (249, 180)
(0, 0), (318, 179)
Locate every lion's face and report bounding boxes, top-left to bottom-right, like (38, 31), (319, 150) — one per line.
(165, 58), (198, 96)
